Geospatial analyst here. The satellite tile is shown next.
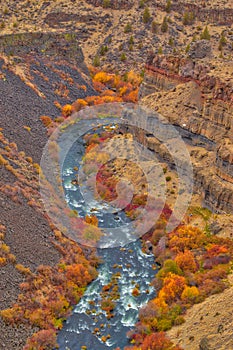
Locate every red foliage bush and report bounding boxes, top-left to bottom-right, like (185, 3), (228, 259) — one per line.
(141, 332), (180, 350)
(23, 329), (58, 350)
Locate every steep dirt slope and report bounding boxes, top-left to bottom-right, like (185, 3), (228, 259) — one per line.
(0, 33), (97, 349)
(167, 275), (233, 350)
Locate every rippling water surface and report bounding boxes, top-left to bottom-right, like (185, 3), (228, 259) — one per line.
(57, 242), (156, 350)
(57, 128), (157, 349)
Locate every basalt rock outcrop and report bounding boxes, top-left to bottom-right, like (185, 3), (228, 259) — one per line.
(154, 0), (233, 25)
(139, 54), (233, 214)
(86, 0), (133, 10)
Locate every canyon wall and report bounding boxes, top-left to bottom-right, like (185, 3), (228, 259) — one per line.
(139, 53), (233, 213)
(0, 32), (88, 73)
(154, 0), (233, 25)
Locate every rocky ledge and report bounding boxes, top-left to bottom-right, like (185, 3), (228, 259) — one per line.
(154, 0), (233, 25)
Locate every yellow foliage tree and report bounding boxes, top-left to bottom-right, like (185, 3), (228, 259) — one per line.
(181, 286), (199, 303)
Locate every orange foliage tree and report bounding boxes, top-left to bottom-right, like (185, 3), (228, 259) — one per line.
(160, 273), (186, 304)
(61, 104), (73, 117)
(175, 250), (197, 273)
(141, 332), (181, 350)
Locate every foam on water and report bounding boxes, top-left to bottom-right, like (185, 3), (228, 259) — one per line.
(57, 127), (158, 349)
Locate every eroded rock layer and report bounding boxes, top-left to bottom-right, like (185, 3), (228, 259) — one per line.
(154, 0), (233, 25)
(139, 54), (233, 213)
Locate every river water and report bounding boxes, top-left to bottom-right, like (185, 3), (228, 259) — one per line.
(57, 242), (157, 350)
(57, 122), (158, 350)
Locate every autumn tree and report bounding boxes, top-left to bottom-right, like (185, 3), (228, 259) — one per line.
(175, 250), (197, 273)
(161, 273), (186, 303)
(141, 332), (179, 350)
(62, 104), (73, 117)
(181, 286), (199, 303)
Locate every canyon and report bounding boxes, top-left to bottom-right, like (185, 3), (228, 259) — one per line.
(0, 0), (233, 349)
(139, 50), (233, 218)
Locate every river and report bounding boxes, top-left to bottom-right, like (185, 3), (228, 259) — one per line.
(57, 121), (158, 350)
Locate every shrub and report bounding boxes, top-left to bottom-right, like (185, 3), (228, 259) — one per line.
(143, 7), (151, 24)
(205, 244), (228, 258)
(100, 45), (108, 56)
(168, 37), (174, 46)
(15, 264), (32, 275)
(23, 329), (58, 350)
(141, 332), (177, 350)
(158, 46), (163, 54)
(61, 104), (73, 118)
(200, 26), (211, 40)
(93, 71), (112, 84)
(161, 273), (186, 303)
(169, 226), (206, 252)
(182, 12), (195, 25)
(120, 53), (127, 61)
(181, 286), (199, 303)
(165, 0), (172, 13)
(175, 250), (197, 273)
(132, 287), (140, 297)
(174, 315), (185, 325)
(157, 260), (183, 279)
(0, 257), (7, 266)
(103, 0), (110, 8)
(185, 43), (190, 53)
(40, 116), (53, 127)
(93, 55), (100, 67)
(157, 318), (172, 331)
(124, 23), (132, 33)
(129, 35), (134, 45)
(139, 0), (145, 8)
(161, 17), (168, 33)
(72, 99), (88, 112)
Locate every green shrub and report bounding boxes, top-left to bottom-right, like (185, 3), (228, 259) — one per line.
(129, 35), (134, 45)
(168, 37), (174, 46)
(93, 55), (100, 67)
(124, 23), (132, 33)
(157, 318), (172, 331)
(139, 0), (145, 8)
(200, 26), (211, 40)
(165, 0), (172, 13)
(174, 315), (185, 325)
(100, 45), (108, 56)
(143, 7), (151, 23)
(158, 46), (163, 54)
(120, 52), (126, 61)
(157, 259), (183, 279)
(161, 17), (168, 33)
(103, 0), (110, 8)
(183, 12), (195, 25)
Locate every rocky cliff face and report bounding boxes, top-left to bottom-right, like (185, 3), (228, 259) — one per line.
(154, 0), (233, 25)
(86, 0), (133, 10)
(139, 53), (233, 214)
